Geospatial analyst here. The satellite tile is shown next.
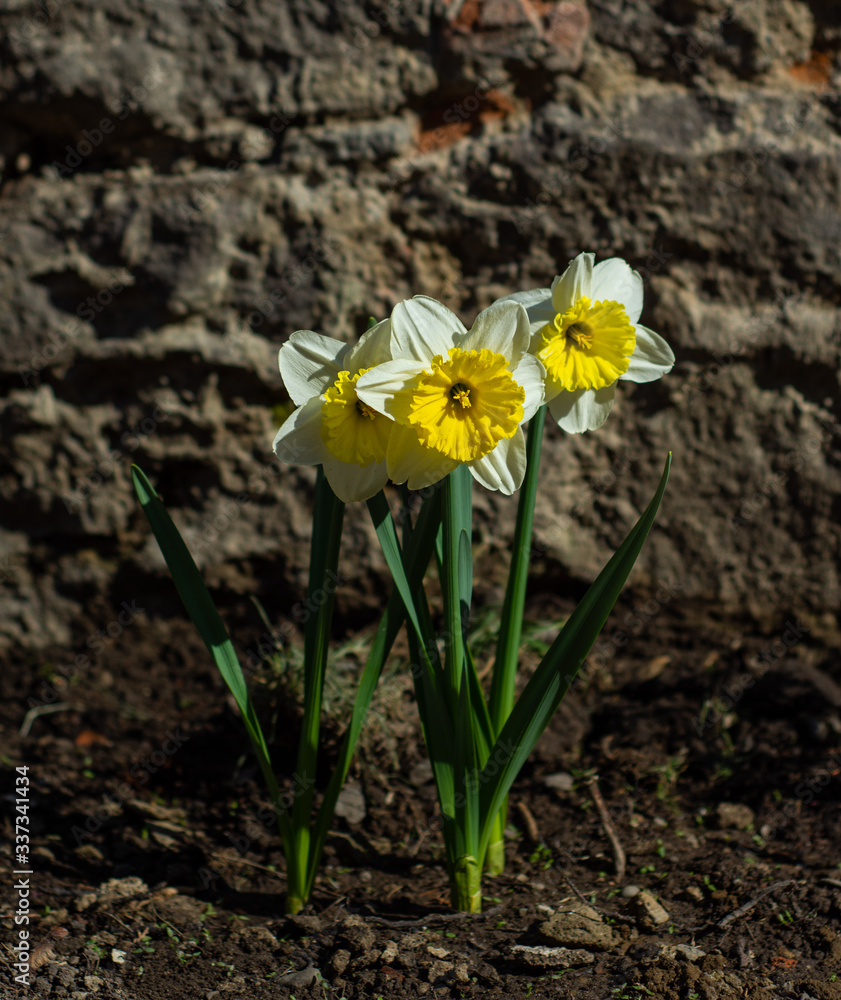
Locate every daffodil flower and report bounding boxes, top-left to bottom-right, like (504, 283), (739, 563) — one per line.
(355, 297), (545, 495)
(502, 253), (675, 433)
(273, 319), (394, 502)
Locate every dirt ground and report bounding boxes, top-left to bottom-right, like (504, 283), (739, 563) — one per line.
(2, 583), (841, 999)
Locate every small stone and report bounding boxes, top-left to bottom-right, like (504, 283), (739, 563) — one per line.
(337, 914), (375, 954)
(334, 783), (366, 825)
(539, 903), (617, 950)
(380, 940), (398, 964)
(659, 943), (706, 962)
(77, 877), (148, 911)
(277, 965), (318, 987)
(543, 1), (591, 73)
(716, 802), (755, 830)
(427, 958), (454, 984)
(684, 885), (704, 902)
(622, 885), (641, 898)
(511, 944), (595, 968)
(628, 889), (670, 930)
(544, 772), (574, 793)
(235, 924), (278, 952)
(74, 844), (105, 864)
(110, 949), (127, 965)
(326, 948), (351, 978)
(286, 913), (323, 935)
(55, 967), (78, 987)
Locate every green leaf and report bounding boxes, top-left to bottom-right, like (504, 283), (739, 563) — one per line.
(477, 454), (671, 858)
(130, 466), (290, 843)
(294, 468), (345, 886)
(306, 487), (442, 897)
(368, 488), (459, 827)
(490, 404), (546, 733)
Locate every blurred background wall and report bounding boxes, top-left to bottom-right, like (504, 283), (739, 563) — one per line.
(1, 0), (839, 661)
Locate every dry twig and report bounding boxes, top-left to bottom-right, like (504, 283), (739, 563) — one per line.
(516, 800), (539, 843)
(717, 879), (803, 929)
(587, 775), (626, 881)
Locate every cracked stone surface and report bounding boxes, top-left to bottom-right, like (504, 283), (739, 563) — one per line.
(1, 0), (840, 656)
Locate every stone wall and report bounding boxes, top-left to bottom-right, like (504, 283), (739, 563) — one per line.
(1, 0), (840, 654)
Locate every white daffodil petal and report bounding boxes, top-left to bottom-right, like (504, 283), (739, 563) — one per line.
(459, 300), (530, 366)
(345, 316), (392, 373)
(279, 331), (347, 406)
(591, 258), (644, 325)
(622, 325), (676, 383)
(322, 457), (389, 503)
(551, 252), (594, 314)
(512, 353), (546, 421)
(390, 295), (467, 363)
(355, 359), (426, 418)
(469, 432), (526, 495)
(548, 384), (616, 434)
(387, 424), (458, 490)
(496, 289), (556, 335)
(497, 289), (551, 309)
(272, 396), (326, 465)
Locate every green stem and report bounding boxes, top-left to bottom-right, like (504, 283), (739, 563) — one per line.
(485, 405), (547, 876)
(288, 467), (344, 911)
(303, 487), (442, 902)
(451, 855), (482, 913)
(441, 466), (472, 703)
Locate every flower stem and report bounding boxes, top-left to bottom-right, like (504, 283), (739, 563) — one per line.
(441, 466), (472, 702)
(450, 855), (482, 913)
(287, 466), (344, 911)
(486, 405), (547, 875)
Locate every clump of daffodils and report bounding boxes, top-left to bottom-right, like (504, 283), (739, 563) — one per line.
(135, 249), (675, 918)
(273, 253), (674, 494)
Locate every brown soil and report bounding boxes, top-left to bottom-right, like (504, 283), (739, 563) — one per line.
(2, 596), (841, 999)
